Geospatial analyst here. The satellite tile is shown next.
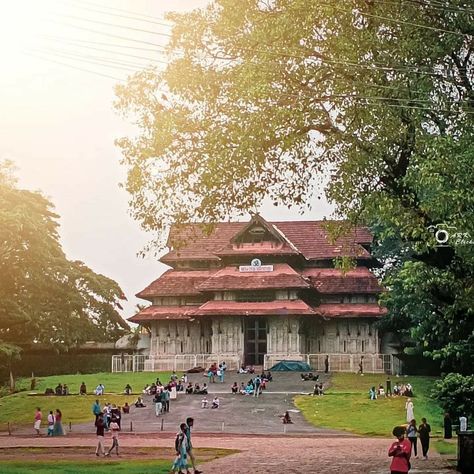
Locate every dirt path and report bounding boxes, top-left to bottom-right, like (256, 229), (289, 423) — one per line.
(0, 434), (456, 474)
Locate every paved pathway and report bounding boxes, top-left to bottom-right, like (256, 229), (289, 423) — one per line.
(6, 372), (334, 436)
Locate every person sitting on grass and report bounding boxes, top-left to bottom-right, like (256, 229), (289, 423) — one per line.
(55, 384), (63, 396)
(281, 411), (293, 424)
(231, 382), (239, 394)
(95, 384), (105, 396)
(369, 386), (377, 400)
(134, 396), (146, 408)
(124, 383), (132, 395)
(62, 384), (69, 396)
(80, 382), (87, 395)
(211, 396), (220, 409)
(313, 383), (324, 396)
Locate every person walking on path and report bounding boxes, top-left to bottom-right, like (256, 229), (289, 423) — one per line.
(405, 398), (414, 423)
(388, 425), (411, 474)
(92, 399), (102, 422)
(52, 409), (64, 436)
(170, 423), (190, 474)
(406, 419), (418, 458)
(33, 407), (42, 436)
(254, 375), (261, 398)
(418, 417), (431, 460)
(105, 419), (120, 456)
(47, 411), (55, 436)
(95, 413), (106, 457)
(185, 417), (203, 474)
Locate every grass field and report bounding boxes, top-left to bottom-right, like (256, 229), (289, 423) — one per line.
(295, 373), (444, 437)
(0, 447), (236, 473)
(0, 372), (173, 426)
(0, 460), (171, 473)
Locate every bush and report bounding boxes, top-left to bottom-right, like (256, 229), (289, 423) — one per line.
(432, 373), (474, 419)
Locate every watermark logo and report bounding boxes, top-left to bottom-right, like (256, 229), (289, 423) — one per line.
(427, 224), (474, 247)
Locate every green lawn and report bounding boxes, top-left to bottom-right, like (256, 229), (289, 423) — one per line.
(0, 460), (171, 473)
(295, 373), (444, 437)
(0, 372), (173, 427)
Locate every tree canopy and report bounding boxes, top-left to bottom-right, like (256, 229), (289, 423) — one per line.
(0, 161), (128, 362)
(115, 0), (473, 372)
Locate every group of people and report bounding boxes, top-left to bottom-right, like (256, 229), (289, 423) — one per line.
(231, 373), (270, 397)
(200, 395), (220, 409)
(300, 372), (319, 381)
(44, 383), (70, 396)
(171, 417), (203, 474)
(185, 382), (208, 395)
(206, 362), (227, 383)
(370, 380), (414, 400)
(388, 418), (432, 474)
(32, 407), (64, 436)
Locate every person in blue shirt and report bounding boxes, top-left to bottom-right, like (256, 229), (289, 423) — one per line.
(185, 417), (203, 474)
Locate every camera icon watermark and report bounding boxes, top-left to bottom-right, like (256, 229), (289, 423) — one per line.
(427, 224), (474, 247)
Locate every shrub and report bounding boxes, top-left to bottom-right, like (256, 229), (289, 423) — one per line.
(432, 373), (474, 420)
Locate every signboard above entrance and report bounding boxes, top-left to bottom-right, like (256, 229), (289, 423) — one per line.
(239, 258), (273, 272)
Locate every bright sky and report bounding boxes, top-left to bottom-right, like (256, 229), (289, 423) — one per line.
(0, 0), (333, 320)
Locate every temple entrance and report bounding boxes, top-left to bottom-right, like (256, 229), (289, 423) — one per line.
(244, 317), (267, 365)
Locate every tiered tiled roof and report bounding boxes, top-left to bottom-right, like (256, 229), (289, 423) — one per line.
(314, 304), (387, 318)
(129, 216), (386, 323)
(303, 267), (382, 294)
(136, 270), (216, 301)
(128, 305), (195, 323)
(161, 219), (372, 262)
(193, 300), (316, 316)
(197, 263), (310, 291)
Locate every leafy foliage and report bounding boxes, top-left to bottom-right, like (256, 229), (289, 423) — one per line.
(0, 161), (128, 364)
(432, 373), (474, 419)
(115, 1), (473, 371)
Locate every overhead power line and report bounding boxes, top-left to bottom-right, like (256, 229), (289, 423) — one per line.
(45, 19), (168, 49)
(61, 14), (173, 38)
(64, 0), (174, 28)
(23, 51), (125, 81)
(40, 35), (168, 54)
(66, 0), (174, 24)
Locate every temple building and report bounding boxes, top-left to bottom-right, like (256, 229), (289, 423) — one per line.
(129, 215), (390, 372)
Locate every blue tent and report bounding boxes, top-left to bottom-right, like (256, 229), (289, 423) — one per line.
(270, 360), (312, 371)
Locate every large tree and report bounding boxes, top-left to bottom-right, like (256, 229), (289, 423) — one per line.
(116, 0), (473, 372)
(0, 161), (128, 363)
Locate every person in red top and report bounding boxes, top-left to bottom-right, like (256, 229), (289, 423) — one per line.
(388, 425), (412, 474)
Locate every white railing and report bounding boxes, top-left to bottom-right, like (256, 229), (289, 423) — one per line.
(263, 353), (396, 374)
(111, 354), (241, 372)
(111, 354), (146, 373)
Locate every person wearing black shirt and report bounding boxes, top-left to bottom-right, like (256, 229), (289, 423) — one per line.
(418, 417), (431, 459)
(95, 414), (105, 456)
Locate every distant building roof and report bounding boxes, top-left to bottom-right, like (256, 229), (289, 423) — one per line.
(136, 269), (216, 300)
(128, 305), (195, 323)
(197, 263), (310, 292)
(302, 267), (383, 294)
(161, 218), (373, 263)
(193, 299), (316, 316)
(314, 303), (387, 318)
